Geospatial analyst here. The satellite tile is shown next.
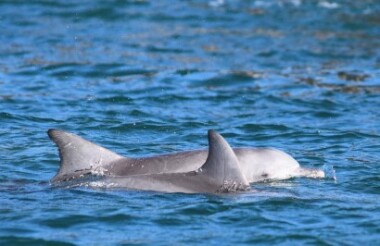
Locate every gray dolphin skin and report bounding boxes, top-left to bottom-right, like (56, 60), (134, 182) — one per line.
(48, 129), (325, 193)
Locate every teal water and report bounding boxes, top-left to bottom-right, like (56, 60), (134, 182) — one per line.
(1, 0), (380, 245)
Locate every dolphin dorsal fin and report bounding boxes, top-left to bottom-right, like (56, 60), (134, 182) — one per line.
(48, 129), (123, 182)
(201, 130), (249, 192)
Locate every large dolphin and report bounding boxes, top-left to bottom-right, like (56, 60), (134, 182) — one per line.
(48, 129), (325, 186)
(94, 130), (250, 193)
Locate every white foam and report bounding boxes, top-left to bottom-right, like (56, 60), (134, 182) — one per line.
(318, 1), (339, 9)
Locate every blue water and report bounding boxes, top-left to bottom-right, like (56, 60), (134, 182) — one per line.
(1, 0), (380, 244)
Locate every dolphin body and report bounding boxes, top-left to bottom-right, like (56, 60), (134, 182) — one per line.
(95, 130), (250, 193)
(48, 129), (324, 193)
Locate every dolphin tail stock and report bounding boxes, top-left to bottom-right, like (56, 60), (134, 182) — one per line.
(48, 129), (124, 183)
(202, 130), (250, 192)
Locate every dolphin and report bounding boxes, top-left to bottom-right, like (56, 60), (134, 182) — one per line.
(48, 129), (325, 186)
(92, 130), (250, 193)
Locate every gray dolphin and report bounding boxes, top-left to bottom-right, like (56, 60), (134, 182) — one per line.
(48, 129), (324, 186)
(94, 130), (250, 193)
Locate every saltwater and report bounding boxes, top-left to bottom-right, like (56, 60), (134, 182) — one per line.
(1, 0), (379, 245)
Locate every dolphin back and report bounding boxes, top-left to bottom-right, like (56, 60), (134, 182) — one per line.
(48, 129), (123, 182)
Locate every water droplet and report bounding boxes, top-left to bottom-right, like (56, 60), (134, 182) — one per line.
(323, 164), (337, 181)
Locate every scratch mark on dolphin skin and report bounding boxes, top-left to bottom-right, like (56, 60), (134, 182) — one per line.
(63, 142), (73, 148)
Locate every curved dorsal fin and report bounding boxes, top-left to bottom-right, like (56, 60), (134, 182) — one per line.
(202, 130), (249, 192)
(48, 129), (123, 182)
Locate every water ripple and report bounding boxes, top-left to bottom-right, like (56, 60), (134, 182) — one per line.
(1, 0), (380, 245)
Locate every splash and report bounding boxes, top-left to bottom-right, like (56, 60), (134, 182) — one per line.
(323, 164), (337, 181)
(209, 0), (224, 7)
(91, 166), (109, 176)
(318, 1), (339, 9)
(217, 180), (250, 193)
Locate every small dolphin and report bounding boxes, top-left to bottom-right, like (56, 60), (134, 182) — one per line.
(48, 129), (324, 188)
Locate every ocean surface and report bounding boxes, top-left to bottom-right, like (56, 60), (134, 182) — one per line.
(1, 0), (380, 245)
